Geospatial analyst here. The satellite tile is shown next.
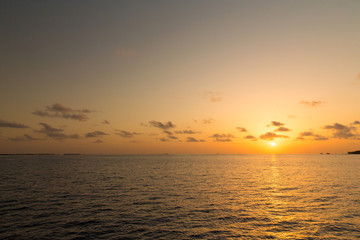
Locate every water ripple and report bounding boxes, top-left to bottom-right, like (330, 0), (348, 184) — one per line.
(1, 154), (360, 239)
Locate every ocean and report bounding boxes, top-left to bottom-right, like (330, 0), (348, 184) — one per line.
(1, 154), (360, 239)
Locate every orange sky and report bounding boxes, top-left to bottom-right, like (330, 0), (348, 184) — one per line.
(1, 1), (360, 154)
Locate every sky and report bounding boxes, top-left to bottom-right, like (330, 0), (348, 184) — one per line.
(1, 0), (360, 154)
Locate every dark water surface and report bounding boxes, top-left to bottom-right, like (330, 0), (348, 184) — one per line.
(1, 154), (360, 239)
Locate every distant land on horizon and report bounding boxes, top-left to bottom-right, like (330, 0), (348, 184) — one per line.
(348, 150), (360, 154)
(1, 152), (360, 156)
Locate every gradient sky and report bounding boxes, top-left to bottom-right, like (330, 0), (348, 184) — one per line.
(1, 0), (360, 154)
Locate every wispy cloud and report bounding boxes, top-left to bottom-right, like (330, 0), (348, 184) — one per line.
(299, 100), (324, 107)
(32, 103), (92, 121)
(167, 135), (178, 140)
(8, 134), (42, 142)
(24, 134), (41, 141)
(85, 131), (108, 138)
(268, 121), (284, 127)
(0, 119), (29, 128)
(236, 127), (247, 132)
(8, 136), (26, 142)
(202, 118), (214, 124)
(296, 131), (328, 141)
(162, 130), (178, 140)
(186, 137), (205, 142)
(140, 122), (149, 127)
(115, 130), (141, 138)
(36, 123), (79, 140)
(175, 130), (201, 134)
(210, 133), (235, 142)
(204, 91), (223, 102)
(268, 121), (290, 132)
(244, 135), (257, 141)
(275, 127), (291, 132)
(259, 132), (289, 141)
(101, 120), (110, 124)
(148, 120), (176, 130)
(94, 139), (104, 143)
(323, 123), (356, 139)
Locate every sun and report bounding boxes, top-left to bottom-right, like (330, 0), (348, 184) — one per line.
(270, 142), (276, 146)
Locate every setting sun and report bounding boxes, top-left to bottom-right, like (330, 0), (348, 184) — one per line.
(1, 0), (360, 156)
(2, 1), (360, 240)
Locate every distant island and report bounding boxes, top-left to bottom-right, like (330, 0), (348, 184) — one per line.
(348, 150), (360, 154)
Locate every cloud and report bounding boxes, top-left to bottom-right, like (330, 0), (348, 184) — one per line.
(32, 110), (50, 117)
(115, 48), (136, 57)
(357, 73), (360, 80)
(296, 131), (329, 141)
(210, 133), (235, 142)
(175, 130), (201, 134)
(352, 121), (360, 125)
(155, 129), (179, 141)
(244, 135), (257, 141)
(161, 130), (178, 140)
(37, 123), (62, 132)
(0, 119), (29, 128)
(94, 139), (104, 143)
(236, 127), (247, 132)
(314, 135), (329, 141)
(259, 132), (289, 141)
(202, 118), (214, 124)
(323, 123), (356, 139)
(299, 100), (324, 107)
(8, 137), (25, 142)
(85, 131), (108, 138)
(167, 135), (178, 140)
(275, 127), (291, 132)
(115, 130), (141, 138)
(268, 121), (284, 127)
(7, 134), (41, 142)
(204, 91), (223, 102)
(101, 120), (110, 124)
(186, 137), (205, 142)
(267, 121), (290, 133)
(24, 134), (41, 140)
(32, 103), (92, 121)
(148, 120), (176, 130)
(36, 122), (79, 140)
(298, 131), (314, 137)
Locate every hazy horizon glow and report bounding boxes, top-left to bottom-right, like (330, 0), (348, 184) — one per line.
(1, 0), (360, 154)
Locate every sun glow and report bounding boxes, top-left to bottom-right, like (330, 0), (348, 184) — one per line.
(270, 142), (276, 146)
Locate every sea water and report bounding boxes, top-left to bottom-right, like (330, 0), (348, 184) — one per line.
(1, 154), (360, 239)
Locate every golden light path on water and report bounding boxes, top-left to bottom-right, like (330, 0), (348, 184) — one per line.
(1, 154), (360, 239)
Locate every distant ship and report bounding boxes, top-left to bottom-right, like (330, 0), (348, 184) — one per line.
(348, 150), (360, 154)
